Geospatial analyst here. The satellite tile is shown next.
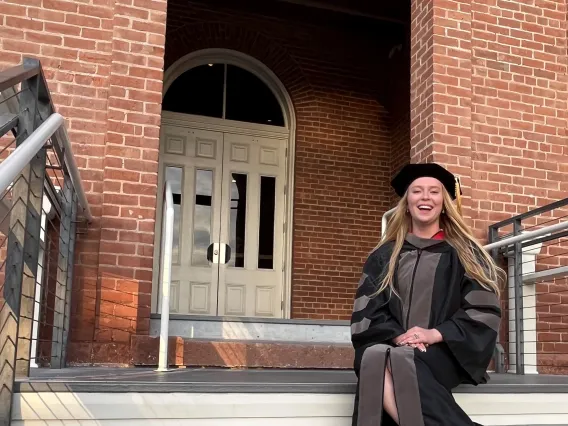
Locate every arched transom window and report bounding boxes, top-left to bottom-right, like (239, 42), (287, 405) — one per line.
(163, 63), (285, 127)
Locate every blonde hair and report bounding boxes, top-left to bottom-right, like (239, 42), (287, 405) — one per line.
(372, 188), (504, 298)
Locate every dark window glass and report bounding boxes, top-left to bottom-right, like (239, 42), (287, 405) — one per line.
(225, 65), (285, 126)
(258, 176), (276, 269)
(163, 64), (224, 118)
(229, 173), (247, 268)
(192, 169), (213, 267)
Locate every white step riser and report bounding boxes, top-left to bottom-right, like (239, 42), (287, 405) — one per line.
(149, 317), (350, 343)
(12, 392), (568, 425)
(12, 420), (568, 426)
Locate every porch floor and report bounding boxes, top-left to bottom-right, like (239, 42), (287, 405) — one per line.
(16, 367), (568, 394)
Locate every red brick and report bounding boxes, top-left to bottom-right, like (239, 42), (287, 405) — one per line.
(1, 0), (565, 370)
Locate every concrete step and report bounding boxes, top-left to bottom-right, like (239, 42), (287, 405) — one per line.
(13, 368), (568, 425)
(12, 388), (568, 425)
(14, 391), (567, 425)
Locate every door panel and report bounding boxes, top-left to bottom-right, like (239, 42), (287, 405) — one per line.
(159, 125), (223, 315)
(158, 124), (286, 318)
(218, 133), (286, 318)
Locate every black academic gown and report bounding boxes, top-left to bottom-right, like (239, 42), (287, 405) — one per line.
(350, 234), (501, 426)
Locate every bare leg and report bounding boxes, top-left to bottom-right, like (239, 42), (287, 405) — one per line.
(383, 366), (400, 425)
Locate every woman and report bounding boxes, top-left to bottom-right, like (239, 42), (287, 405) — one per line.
(350, 163), (505, 426)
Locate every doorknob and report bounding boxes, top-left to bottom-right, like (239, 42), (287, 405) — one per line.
(207, 243), (220, 264)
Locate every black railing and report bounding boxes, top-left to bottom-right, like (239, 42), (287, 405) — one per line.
(0, 58), (91, 425)
(488, 197), (568, 375)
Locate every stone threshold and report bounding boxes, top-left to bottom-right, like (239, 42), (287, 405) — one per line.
(150, 313), (350, 326)
(149, 315), (350, 344)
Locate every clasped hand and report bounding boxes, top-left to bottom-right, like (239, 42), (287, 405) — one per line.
(393, 326), (443, 352)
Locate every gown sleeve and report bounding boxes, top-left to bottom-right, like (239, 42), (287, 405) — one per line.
(350, 250), (405, 373)
(435, 273), (502, 384)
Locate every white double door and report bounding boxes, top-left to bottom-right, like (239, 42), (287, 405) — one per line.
(159, 121), (286, 318)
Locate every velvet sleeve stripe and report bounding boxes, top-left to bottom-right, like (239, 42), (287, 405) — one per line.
(351, 317), (371, 335)
(464, 289), (500, 307)
(353, 293), (371, 313)
(350, 250), (405, 349)
(465, 309), (500, 332)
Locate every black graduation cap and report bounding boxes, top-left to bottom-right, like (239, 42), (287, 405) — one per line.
(391, 163), (463, 211)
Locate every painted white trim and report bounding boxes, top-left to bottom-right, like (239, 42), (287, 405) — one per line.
(156, 180), (174, 372)
(163, 49), (294, 128)
(13, 392), (568, 425)
(159, 49), (296, 318)
(161, 111), (289, 138)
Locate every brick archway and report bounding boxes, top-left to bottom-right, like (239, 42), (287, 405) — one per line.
(164, 21), (314, 109)
(162, 22), (322, 318)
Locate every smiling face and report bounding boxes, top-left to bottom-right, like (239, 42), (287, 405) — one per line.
(406, 177), (444, 228)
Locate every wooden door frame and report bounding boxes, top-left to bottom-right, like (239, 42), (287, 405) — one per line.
(152, 111), (295, 318)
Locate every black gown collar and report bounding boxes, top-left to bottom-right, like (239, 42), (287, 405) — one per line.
(405, 233), (446, 249)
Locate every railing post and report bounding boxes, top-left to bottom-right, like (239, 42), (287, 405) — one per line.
(513, 219), (525, 375)
(0, 75), (45, 424)
(0, 182), (27, 425)
(157, 182), (174, 372)
(488, 225), (505, 373)
(61, 192), (77, 367)
(15, 65), (48, 379)
(30, 195), (50, 369)
(51, 175), (74, 368)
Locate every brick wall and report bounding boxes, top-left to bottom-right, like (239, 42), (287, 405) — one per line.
(1, 0), (409, 361)
(411, 0), (474, 220)
(4, 0), (565, 368)
(1, 0), (168, 363)
(411, 0), (568, 373)
(1, 2), (113, 355)
(470, 0), (568, 374)
(410, 0), (435, 164)
(410, 0), (568, 251)
(470, 0), (568, 234)
(164, 0), (406, 320)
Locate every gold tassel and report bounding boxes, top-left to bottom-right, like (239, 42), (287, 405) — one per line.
(455, 177), (462, 216)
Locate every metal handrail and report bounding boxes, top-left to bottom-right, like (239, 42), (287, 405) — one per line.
(484, 220), (568, 251)
(0, 113), (62, 193)
(157, 180), (174, 372)
(0, 113), (93, 223)
(489, 197), (568, 229)
(0, 57), (93, 224)
(0, 62), (40, 92)
(486, 197), (568, 375)
(0, 58), (94, 424)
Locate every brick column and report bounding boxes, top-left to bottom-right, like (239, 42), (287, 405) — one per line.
(410, 0), (473, 220)
(95, 0), (167, 362)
